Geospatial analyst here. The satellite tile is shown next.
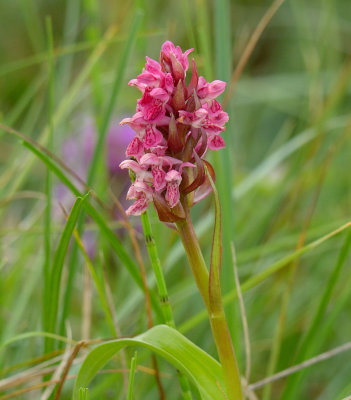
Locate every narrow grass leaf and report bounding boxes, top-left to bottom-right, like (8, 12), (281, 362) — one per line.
(208, 169), (222, 313)
(213, 0), (237, 346)
(87, 10), (143, 187)
(61, 10), (143, 340)
(79, 388), (89, 400)
(127, 352), (138, 400)
(0, 332), (77, 352)
(18, 0), (44, 53)
(43, 15), (55, 338)
(140, 211), (193, 399)
(140, 211), (174, 327)
(2, 127), (163, 319)
(281, 229), (351, 399)
(73, 325), (226, 400)
(179, 219), (351, 333)
(44, 195), (86, 353)
(73, 229), (117, 336)
(1, 25), (119, 201)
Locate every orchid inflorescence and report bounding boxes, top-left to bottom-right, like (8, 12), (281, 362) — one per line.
(120, 41), (228, 221)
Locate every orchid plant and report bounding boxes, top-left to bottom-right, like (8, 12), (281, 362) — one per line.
(119, 41), (228, 220)
(118, 41), (243, 400)
(71, 40), (243, 400)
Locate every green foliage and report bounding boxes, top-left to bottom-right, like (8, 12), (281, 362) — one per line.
(78, 387), (89, 400)
(73, 325), (226, 400)
(1, 0), (351, 399)
(127, 352), (138, 400)
(44, 196), (86, 353)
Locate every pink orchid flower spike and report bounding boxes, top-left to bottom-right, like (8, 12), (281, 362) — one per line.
(119, 40), (229, 221)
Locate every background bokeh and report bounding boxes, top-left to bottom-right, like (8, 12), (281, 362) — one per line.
(1, 0), (351, 399)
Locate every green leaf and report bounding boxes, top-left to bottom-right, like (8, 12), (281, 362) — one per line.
(179, 219), (351, 334)
(79, 387), (89, 400)
(73, 325), (226, 400)
(280, 229), (351, 399)
(208, 168), (222, 313)
(87, 10), (143, 187)
(43, 14), (55, 340)
(0, 25), (119, 201)
(44, 195), (86, 352)
(127, 351), (138, 400)
(1, 127), (163, 321)
(0, 331), (77, 351)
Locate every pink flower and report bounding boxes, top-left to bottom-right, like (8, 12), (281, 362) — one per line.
(137, 87), (169, 122)
(125, 137), (144, 160)
(119, 159), (153, 183)
(145, 56), (162, 74)
(179, 108), (225, 135)
(203, 100), (229, 126)
(178, 108), (208, 128)
(140, 153), (182, 192)
(208, 134), (226, 150)
(149, 145), (167, 156)
(179, 100), (228, 137)
(143, 125), (164, 148)
(120, 112), (147, 131)
(165, 170), (182, 208)
(152, 167), (167, 192)
(161, 41), (193, 73)
(139, 153), (182, 169)
(119, 40), (228, 219)
(126, 181), (153, 216)
(129, 57), (174, 95)
(197, 77), (226, 102)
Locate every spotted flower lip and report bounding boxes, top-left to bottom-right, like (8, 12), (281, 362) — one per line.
(119, 40), (228, 220)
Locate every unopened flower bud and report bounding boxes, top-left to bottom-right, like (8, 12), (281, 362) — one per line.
(167, 114), (184, 153)
(172, 80), (186, 111)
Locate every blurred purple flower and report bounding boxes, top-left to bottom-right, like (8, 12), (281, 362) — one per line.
(58, 118), (135, 182)
(53, 117), (135, 258)
(106, 121), (136, 174)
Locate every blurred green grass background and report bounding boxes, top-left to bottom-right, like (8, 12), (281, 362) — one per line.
(1, 0), (351, 399)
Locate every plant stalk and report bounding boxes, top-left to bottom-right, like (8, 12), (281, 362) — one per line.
(176, 207), (242, 400)
(141, 210), (193, 400)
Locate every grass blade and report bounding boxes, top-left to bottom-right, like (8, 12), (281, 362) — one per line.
(72, 226), (117, 336)
(281, 229), (351, 399)
(87, 9), (143, 187)
(213, 0), (237, 350)
(42, 15), (55, 339)
(127, 351), (138, 400)
(60, 9), (143, 340)
(140, 211), (193, 399)
(44, 195), (86, 353)
(179, 219), (351, 333)
(79, 388), (89, 400)
(0, 332), (77, 352)
(0, 25), (119, 202)
(0, 123), (163, 319)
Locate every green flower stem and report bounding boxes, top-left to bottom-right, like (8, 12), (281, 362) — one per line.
(176, 207), (242, 400)
(176, 214), (210, 310)
(140, 212), (175, 327)
(140, 210), (193, 400)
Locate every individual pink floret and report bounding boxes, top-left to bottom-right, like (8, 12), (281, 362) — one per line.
(208, 134), (226, 150)
(161, 41), (193, 73)
(197, 77), (226, 102)
(125, 181), (153, 216)
(125, 137), (144, 160)
(165, 170), (182, 208)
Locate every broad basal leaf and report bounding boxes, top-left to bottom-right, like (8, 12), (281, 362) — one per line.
(73, 325), (226, 400)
